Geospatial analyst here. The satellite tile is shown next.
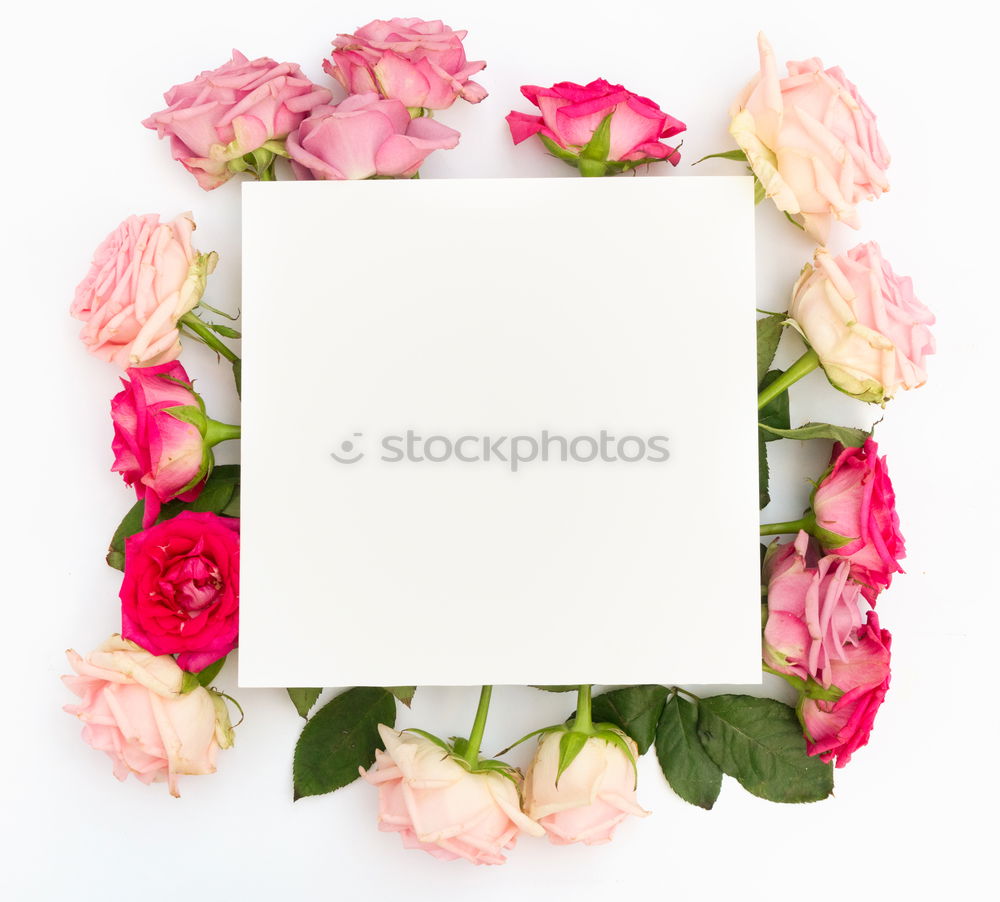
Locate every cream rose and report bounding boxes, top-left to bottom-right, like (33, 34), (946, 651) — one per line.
(730, 33), (890, 243)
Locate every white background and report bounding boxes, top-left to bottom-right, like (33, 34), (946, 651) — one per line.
(1, 0), (996, 898)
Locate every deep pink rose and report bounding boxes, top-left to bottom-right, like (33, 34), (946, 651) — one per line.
(324, 18), (486, 110)
(111, 362), (219, 528)
(812, 438), (905, 602)
(287, 93), (460, 180)
(144, 51), (332, 190)
(120, 511), (240, 672)
(763, 531), (864, 687)
(63, 636), (233, 796)
(801, 611), (891, 767)
(790, 243), (935, 403)
(72, 213), (216, 368)
(506, 79), (686, 175)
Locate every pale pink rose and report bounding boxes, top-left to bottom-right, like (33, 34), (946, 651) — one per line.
(62, 635), (234, 797)
(763, 531), (864, 687)
(523, 731), (649, 845)
(144, 51), (332, 190)
(287, 93), (460, 180)
(801, 611), (891, 767)
(71, 213), (216, 368)
(812, 439), (905, 603)
(790, 243), (935, 403)
(360, 725), (543, 864)
(730, 34), (890, 242)
(324, 18), (486, 110)
(507, 79), (686, 175)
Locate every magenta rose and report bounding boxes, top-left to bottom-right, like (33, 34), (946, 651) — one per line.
(111, 362), (239, 528)
(121, 511), (239, 672)
(324, 17), (486, 110)
(812, 438), (905, 602)
(763, 531), (864, 687)
(144, 51), (332, 189)
(287, 93), (460, 180)
(506, 79), (686, 176)
(801, 611), (891, 767)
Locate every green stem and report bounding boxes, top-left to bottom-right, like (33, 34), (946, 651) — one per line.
(757, 349), (820, 410)
(570, 684), (595, 734)
(462, 685), (493, 767)
(204, 419), (241, 447)
(759, 517), (809, 537)
(257, 165), (276, 182)
(180, 312), (240, 365)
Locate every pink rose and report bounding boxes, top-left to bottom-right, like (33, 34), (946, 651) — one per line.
(143, 51), (332, 190)
(763, 531), (864, 686)
(287, 93), (460, 180)
(71, 213), (216, 368)
(812, 439), (905, 603)
(506, 79), (686, 176)
(121, 511), (240, 673)
(63, 635), (234, 796)
(523, 732), (649, 845)
(730, 34), (890, 242)
(111, 361), (239, 528)
(360, 725), (543, 864)
(801, 611), (891, 767)
(790, 243), (935, 403)
(324, 18), (486, 110)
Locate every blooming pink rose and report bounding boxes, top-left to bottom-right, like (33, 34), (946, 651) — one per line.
(121, 511), (240, 673)
(287, 93), (460, 180)
(812, 438), (905, 603)
(360, 725), (543, 864)
(507, 79), (686, 176)
(763, 531), (864, 686)
(801, 611), (891, 767)
(730, 34), (890, 242)
(324, 18), (486, 110)
(71, 213), (216, 368)
(790, 243), (935, 403)
(144, 51), (332, 190)
(523, 732), (649, 845)
(63, 635), (234, 796)
(112, 362), (214, 528)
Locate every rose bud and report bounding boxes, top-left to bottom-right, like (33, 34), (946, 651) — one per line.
(72, 213), (217, 368)
(730, 33), (890, 242)
(812, 439), (905, 603)
(763, 531), (864, 687)
(801, 611), (891, 767)
(120, 511), (240, 673)
(324, 18), (487, 111)
(287, 94), (460, 180)
(62, 635), (234, 796)
(789, 243), (935, 404)
(506, 79), (685, 176)
(111, 362), (240, 528)
(360, 725), (543, 864)
(143, 51), (332, 189)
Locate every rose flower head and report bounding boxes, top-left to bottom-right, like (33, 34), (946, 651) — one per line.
(63, 635), (234, 796)
(72, 213), (216, 368)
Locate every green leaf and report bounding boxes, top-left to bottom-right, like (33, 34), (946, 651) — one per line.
(580, 112), (613, 162)
(758, 370), (790, 443)
(756, 314), (786, 387)
(556, 730), (589, 783)
(530, 685), (578, 693)
(758, 436), (770, 510)
(589, 685), (669, 755)
(693, 149), (748, 165)
(538, 134), (580, 164)
(697, 695), (833, 803)
(220, 487), (240, 517)
(292, 687), (396, 800)
(783, 210), (805, 230)
(655, 695), (722, 809)
(232, 359), (242, 398)
(194, 656), (226, 687)
(209, 323), (242, 339)
(758, 422), (870, 447)
(180, 671), (201, 694)
(106, 499), (145, 570)
(189, 479), (235, 514)
(287, 687), (322, 719)
(386, 686), (416, 707)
